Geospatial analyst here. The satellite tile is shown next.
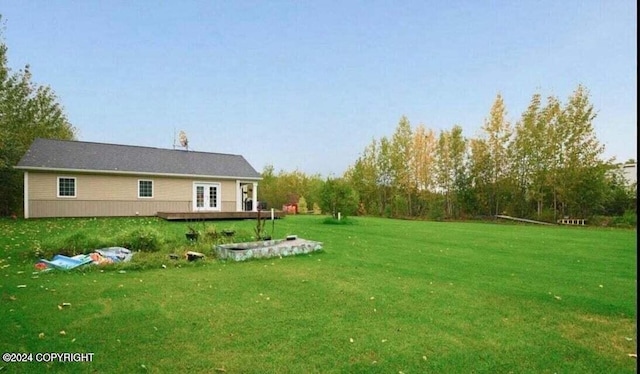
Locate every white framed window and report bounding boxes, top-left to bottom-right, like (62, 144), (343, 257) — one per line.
(138, 180), (153, 198)
(57, 177), (76, 198)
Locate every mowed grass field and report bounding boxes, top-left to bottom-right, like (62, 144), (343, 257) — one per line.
(0, 215), (636, 373)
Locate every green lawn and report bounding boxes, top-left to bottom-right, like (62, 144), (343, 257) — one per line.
(0, 216), (636, 373)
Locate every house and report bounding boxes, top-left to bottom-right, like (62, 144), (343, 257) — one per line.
(621, 162), (637, 188)
(15, 138), (262, 219)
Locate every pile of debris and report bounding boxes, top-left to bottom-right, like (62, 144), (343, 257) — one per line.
(35, 247), (133, 271)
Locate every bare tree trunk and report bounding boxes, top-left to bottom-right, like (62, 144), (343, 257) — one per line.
(494, 185), (500, 216)
(537, 198), (542, 217)
(553, 188), (557, 222)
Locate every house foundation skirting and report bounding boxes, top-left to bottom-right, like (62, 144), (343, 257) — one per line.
(27, 200), (192, 218)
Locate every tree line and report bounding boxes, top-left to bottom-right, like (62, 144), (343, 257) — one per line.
(259, 87), (636, 223)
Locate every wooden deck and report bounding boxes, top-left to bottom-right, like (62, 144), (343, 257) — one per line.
(157, 210), (286, 221)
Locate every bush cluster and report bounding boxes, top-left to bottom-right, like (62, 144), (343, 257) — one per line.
(322, 216), (354, 225)
(37, 226), (163, 258)
(119, 227), (162, 252)
(590, 210), (637, 228)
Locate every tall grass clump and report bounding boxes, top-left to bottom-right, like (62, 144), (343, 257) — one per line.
(118, 226), (163, 252)
(38, 231), (117, 258)
(322, 216), (355, 225)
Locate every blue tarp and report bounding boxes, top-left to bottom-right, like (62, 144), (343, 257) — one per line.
(37, 247), (133, 271)
(38, 254), (93, 270)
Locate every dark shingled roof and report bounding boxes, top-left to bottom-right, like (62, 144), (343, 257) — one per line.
(16, 138), (261, 179)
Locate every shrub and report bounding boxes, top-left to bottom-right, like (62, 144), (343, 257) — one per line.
(357, 202), (367, 216)
(322, 216), (354, 225)
(384, 205), (393, 218)
(427, 199), (445, 221)
(298, 196), (308, 214)
(120, 227), (162, 252)
(203, 225), (220, 241)
(612, 210), (637, 228)
(536, 208), (557, 224)
(231, 229), (254, 243)
(320, 178), (359, 219)
(589, 215), (611, 227)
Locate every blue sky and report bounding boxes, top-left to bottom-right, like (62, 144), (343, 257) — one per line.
(2, 1), (637, 176)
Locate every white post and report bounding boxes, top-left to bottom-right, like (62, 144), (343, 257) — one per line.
(271, 208), (274, 221)
(252, 182), (258, 212)
(338, 212), (341, 221)
(236, 181), (242, 212)
(23, 172), (29, 219)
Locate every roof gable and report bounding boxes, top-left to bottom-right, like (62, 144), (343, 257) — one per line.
(16, 138), (261, 179)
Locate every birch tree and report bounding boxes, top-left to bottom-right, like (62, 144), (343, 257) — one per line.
(468, 138), (491, 216)
(509, 93), (555, 217)
(345, 138), (379, 215)
(411, 124), (437, 215)
(481, 94), (512, 215)
(449, 125), (467, 218)
(390, 116), (414, 216)
(377, 137), (393, 216)
(558, 85), (606, 217)
(435, 129), (454, 217)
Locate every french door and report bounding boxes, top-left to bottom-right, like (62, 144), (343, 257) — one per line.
(193, 183), (220, 211)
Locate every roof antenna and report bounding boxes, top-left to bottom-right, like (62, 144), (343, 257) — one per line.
(172, 128), (177, 150)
